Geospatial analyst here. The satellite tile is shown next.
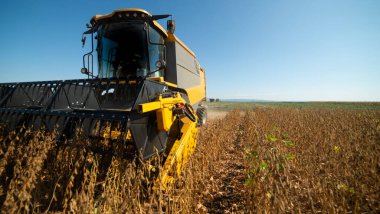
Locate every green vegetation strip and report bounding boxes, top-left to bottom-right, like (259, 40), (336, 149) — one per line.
(206, 101), (380, 111)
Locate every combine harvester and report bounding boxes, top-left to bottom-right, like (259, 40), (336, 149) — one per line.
(0, 8), (206, 188)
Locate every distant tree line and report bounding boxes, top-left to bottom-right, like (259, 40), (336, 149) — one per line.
(208, 98), (220, 102)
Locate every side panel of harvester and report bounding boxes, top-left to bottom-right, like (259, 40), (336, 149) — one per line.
(165, 34), (206, 107)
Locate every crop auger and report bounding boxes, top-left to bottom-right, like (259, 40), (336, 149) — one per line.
(0, 8), (207, 189)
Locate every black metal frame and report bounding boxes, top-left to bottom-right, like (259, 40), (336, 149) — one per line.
(0, 78), (174, 160)
(0, 78), (141, 111)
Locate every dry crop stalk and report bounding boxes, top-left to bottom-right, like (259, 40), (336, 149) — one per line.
(2, 130), (55, 213)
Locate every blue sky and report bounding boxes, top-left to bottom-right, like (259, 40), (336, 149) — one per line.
(0, 0), (379, 101)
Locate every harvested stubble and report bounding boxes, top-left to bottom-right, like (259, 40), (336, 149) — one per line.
(0, 108), (379, 213)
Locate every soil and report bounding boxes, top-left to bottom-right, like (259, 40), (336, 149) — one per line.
(201, 116), (247, 213)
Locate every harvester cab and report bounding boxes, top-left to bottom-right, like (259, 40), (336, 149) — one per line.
(0, 8), (207, 188)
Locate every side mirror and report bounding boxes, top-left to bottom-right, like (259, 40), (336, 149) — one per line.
(81, 35), (86, 48)
(81, 67), (89, 75)
(155, 60), (166, 69)
(167, 20), (175, 34)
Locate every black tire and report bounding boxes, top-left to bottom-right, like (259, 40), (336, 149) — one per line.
(196, 106), (207, 126)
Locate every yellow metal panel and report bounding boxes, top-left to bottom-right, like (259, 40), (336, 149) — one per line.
(185, 68), (206, 105)
(163, 81), (178, 88)
(156, 108), (173, 132)
(139, 93), (186, 113)
(152, 20), (168, 37)
(138, 101), (161, 113)
(92, 8), (168, 37)
(148, 76), (178, 88)
(147, 77), (164, 82)
(154, 117), (198, 190)
(93, 8), (152, 21)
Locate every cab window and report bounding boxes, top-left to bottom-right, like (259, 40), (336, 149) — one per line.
(148, 26), (165, 77)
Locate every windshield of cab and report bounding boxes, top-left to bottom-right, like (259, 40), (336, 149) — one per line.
(97, 22), (148, 78)
(96, 22), (165, 79)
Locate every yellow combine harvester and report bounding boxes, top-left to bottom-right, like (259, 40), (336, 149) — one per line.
(0, 8), (206, 188)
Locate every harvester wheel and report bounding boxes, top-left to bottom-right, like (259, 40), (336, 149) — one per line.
(196, 106), (207, 126)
